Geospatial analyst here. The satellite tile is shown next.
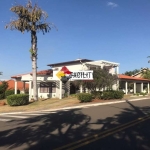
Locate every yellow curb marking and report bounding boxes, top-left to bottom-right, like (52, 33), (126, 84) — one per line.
(54, 115), (150, 150)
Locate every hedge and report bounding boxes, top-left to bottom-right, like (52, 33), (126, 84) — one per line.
(91, 91), (102, 99)
(5, 89), (14, 97)
(0, 93), (5, 100)
(7, 94), (29, 106)
(77, 93), (93, 102)
(102, 90), (124, 100)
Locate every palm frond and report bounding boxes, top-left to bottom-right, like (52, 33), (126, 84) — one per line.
(6, 0), (56, 33)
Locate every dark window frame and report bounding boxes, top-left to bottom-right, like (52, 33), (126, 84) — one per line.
(40, 82), (56, 93)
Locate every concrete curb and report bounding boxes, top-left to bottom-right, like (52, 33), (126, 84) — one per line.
(0, 97), (149, 115)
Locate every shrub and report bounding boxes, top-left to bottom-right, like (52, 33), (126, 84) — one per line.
(140, 92), (147, 96)
(7, 94), (29, 106)
(0, 93), (5, 100)
(5, 89), (14, 97)
(0, 81), (8, 100)
(77, 93), (93, 102)
(70, 94), (77, 97)
(113, 91), (124, 99)
(102, 91), (114, 100)
(91, 91), (102, 99)
(102, 90), (124, 100)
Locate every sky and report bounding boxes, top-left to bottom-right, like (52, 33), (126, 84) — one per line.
(1, 0), (150, 79)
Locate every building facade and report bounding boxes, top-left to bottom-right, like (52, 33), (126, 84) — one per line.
(11, 59), (120, 100)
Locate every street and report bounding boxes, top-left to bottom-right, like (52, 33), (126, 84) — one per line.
(0, 99), (150, 150)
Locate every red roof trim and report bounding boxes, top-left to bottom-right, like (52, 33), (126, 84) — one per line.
(118, 74), (150, 81)
(11, 70), (53, 78)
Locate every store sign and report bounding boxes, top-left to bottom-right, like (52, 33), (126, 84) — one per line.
(69, 71), (93, 80)
(56, 66), (93, 82)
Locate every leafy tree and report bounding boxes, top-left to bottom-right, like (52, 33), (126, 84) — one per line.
(124, 69), (140, 76)
(0, 81), (8, 100)
(141, 70), (150, 79)
(74, 67), (118, 92)
(6, 0), (54, 100)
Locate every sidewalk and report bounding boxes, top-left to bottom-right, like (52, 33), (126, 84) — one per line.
(0, 96), (150, 114)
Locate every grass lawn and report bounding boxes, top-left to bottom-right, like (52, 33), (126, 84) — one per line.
(0, 94), (149, 113)
(0, 97), (79, 113)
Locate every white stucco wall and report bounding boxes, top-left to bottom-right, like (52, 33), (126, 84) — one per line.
(17, 59), (119, 99)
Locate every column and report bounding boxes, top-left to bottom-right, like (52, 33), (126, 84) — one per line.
(134, 82), (136, 94)
(125, 81), (128, 95)
(67, 81), (70, 96)
(141, 82), (143, 93)
(23, 81), (25, 94)
(59, 80), (62, 99)
(148, 83), (149, 94)
(15, 80), (17, 94)
(116, 66), (119, 74)
(86, 88), (88, 93)
(29, 81), (32, 100)
(80, 84), (83, 93)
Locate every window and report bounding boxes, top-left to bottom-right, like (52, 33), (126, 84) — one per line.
(40, 82), (56, 93)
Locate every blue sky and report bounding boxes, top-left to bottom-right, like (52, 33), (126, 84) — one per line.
(1, 0), (150, 79)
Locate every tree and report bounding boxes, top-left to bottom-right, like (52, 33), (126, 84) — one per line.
(0, 81), (8, 100)
(73, 67), (118, 92)
(6, 0), (53, 100)
(141, 70), (150, 79)
(124, 69), (140, 76)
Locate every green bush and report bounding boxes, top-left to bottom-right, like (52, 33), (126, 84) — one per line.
(140, 92), (147, 96)
(0, 81), (8, 100)
(91, 91), (102, 99)
(70, 94), (77, 97)
(102, 90), (124, 100)
(113, 91), (124, 99)
(0, 93), (5, 100)
(7, 94), (29, 106)
(5, 89), (14, 97)
(77, 93), (93, 102)
(102, 91), (114, 100)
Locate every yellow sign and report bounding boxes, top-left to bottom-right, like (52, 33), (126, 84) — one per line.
(56, 71), (65, 79)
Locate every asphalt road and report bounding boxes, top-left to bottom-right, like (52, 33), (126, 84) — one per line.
(0, 99), (150, 150)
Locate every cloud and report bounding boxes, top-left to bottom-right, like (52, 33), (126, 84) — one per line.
(107, 2), (118, 8)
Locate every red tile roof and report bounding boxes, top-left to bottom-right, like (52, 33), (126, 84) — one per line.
(30, 70), (53, 75)
(11, 70), (53, 78)
(118, 74), (150, 81)
(0, 80), (29, 90)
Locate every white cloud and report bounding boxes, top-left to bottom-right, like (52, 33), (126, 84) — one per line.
(107, 2), (118, 8)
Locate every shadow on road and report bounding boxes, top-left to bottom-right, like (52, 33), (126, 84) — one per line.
(0, 101), (150, 150)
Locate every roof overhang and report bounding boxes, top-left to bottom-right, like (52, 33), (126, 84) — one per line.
(85, 60), (119, 68)
(47, 59), (93, 67)
(118, 74), (150, 82)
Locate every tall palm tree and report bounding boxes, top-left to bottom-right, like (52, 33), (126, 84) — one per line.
(6, 0), (53, 101)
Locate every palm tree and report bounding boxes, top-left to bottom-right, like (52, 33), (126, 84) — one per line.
(5, 0), (53, 101)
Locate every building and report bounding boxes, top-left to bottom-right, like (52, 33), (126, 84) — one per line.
(0, 80), (29, 93)
(11, 59), (119, 100)
(118, 74), (150, 94)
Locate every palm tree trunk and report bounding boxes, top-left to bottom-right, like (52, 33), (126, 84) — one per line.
(31, 30), (38, 101)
